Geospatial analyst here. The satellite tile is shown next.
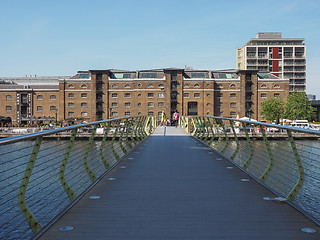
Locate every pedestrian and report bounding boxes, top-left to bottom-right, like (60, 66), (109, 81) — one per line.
(173, 110), (179, 127)
(161, 111), (166, 126)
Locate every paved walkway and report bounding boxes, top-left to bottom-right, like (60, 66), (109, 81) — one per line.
(39, 126), (319, 239)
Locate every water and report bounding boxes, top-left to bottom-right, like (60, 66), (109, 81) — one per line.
(1, 138), (320, 239)
(0, 138), (129, 240)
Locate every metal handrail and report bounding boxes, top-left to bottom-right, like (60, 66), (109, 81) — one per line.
(180, 115), (320, 226)
(0, 116), (157, 239)
(0, 117), (130, 145)
(210, 116), (320, 136)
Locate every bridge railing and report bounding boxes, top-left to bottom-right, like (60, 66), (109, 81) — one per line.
(0, 116), (157, 240)
(179, 116), (320, 225)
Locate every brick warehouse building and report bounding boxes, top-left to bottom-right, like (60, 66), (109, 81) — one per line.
(0, 68), (289, 126)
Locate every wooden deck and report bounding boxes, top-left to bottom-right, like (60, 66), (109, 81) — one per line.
(38, 126), (320, 239)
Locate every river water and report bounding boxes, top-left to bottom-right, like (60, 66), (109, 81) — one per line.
(0, 138), (320, 239)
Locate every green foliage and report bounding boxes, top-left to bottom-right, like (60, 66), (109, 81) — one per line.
(285, 92), (315, 120)
(261, 97), (285, 123)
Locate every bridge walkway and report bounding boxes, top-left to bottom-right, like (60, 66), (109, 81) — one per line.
(39, 126), (320, 239)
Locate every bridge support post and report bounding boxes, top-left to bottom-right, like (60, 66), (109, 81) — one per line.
(241, 122), (253, 170)
(124, 118), (133, 149)
(131, 117), (138, 146)
(99, 122), (111, 169)
(213, 118), (222, 149)
(118, 119), (127, 155)
(220, 119), (229, 154)
(207, 117), (215, 146)
(83, 124), (98, 182)
(111, 121), (121, 161)
(260, 126), (274, 183)
(60, 128), (77, 201)
(286, 129), (305, 201)
(229, 120), (240, 161)
(18, 136), (43, 233)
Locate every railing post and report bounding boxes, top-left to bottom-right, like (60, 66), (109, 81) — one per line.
(286, 129), (305, 201)
(111, 120), (121, 160)
(124, 118), (133, 149)
(134, 117), (140, 142)
(241, 122), (254, 170)
(118, 120), (127, 155)
(260, 126), (274, 183)
(207, 117), (215, 146)
(18, 136), (43, 233)
(187, 117), (191, 133)
(229, 120), (240, 161)
(203, 117), (210, 142)
(196, 117), (202, 139)
(191, 117), (198, 136)
(139, 116), (146, 139)
(60, 128), (77, 201)
(143, 116), (150, 136)
(83, 124), (98, 182)
(131, 117), (138, 146)
(220, 119), (229, 154)
(136, 117), (143, 141)
(99, 122), (111, 169)
(213, 118), (222, 149)
(199, 117), (205, 139)
(199, 117), (205, 140)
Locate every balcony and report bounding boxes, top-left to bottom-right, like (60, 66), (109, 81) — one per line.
(294, 80), (305, 85)
(284, 61), (294, 66)
(284, 66), (294, 71)
(258, 60), (268, 65)
(293, 86), (305, 91)
(295, 52), (304, 57)
(284, 74), (294, 78)
(258, 67), (268, 71)
(257, 53), (267, 59)
(247, 61), (257, 66)
(284, 53), (293, 58)
(294, 74), (306, 78)
(247, 66), (258, 70)
(247, 53), (256, 58)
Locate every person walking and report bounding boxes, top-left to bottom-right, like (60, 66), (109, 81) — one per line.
(173, 110), (179, 127)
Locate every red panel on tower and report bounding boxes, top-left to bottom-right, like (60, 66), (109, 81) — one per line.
(273, 47), (279, 59)
(272, 48), (279, 76)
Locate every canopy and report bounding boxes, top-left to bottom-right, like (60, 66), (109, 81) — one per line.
(239, 117), (257, 122)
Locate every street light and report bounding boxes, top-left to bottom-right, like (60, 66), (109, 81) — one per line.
(55, 108), (58, 125)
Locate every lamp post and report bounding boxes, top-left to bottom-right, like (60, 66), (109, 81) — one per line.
(55, 108), (58, 125)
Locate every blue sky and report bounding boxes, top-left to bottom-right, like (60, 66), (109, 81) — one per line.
(1, 0), (320, 96)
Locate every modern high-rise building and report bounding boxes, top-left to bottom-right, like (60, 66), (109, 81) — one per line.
(237, 32), (306, 92)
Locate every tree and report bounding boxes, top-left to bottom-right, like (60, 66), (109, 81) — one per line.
(285, 92), (315, 120)
(261, 97), (285, 123)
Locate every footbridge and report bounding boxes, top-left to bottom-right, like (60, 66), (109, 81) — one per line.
(1, 116), (320, 239)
